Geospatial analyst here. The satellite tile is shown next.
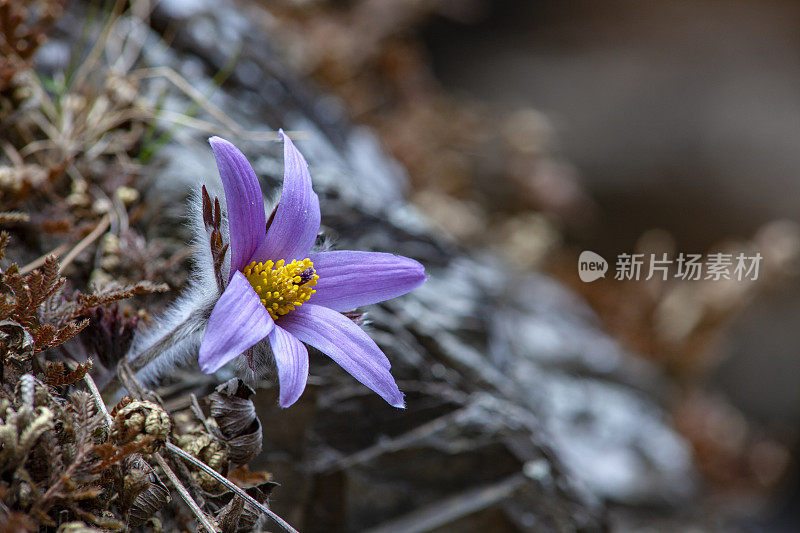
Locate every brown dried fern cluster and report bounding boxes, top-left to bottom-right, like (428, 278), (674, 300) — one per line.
(0, 1), (285, 530)
(0, 365), (273, 530)
(0, 233), (168, 379)
(0, 237), (163, 529)
(0, 246), (276, 530)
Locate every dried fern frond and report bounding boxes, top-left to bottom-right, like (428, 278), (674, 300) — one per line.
(44, 359), (93, 386)
(66, 280), (169, 318)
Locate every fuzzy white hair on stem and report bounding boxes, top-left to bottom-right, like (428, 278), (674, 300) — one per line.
(127, 182), (230, 388)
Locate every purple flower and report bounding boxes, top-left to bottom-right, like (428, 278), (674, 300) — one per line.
(197, 132), (426, 408)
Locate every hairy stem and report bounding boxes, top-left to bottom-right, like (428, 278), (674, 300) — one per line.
(126, 308), (207, 372)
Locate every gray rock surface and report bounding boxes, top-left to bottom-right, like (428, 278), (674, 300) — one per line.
(47, 1), (697, 530)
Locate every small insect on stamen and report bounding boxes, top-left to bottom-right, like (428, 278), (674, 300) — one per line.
(242, 258), (319, 320)
(297, 267), (316, 285)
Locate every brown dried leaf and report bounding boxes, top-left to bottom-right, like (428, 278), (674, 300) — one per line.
(110, 396), (135, 417)
(39, 255), (62, 300)
(227, 466), (273, 487)
(44, 360), (66, 384)
(0, 319), (34, 358)
(207, 379), (263, 466)
(217, 493), (245, 533)
(123, 456), (170, 527)
(51, 319), (89, 346)
(32, 323), (57, 349)
(208, 379), (258, 437)
(120, 456), (150, 507)
(223, 425), (262, 466)
(127, 471), (170, 528)
(34, 319), (89, 351)
(11, 279), (32, 326)
(214, 481), (277, 533)
(69, 390), (101, 449)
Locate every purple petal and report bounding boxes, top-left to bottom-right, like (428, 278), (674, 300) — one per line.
(308, 251), (426, 311)
(269, 325), (309, 408)
(279, 304), (404, 408)
(254, 130), (321, 262)
(199, 271), (274, 373)
(209, 137), (266, 278)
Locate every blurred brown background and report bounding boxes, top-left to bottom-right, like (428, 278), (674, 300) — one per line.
(425, 0), (800, 251)
(270, 0), (800, 527)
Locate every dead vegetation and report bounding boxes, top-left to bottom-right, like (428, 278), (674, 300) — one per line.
(0, 230), (288, 530)
(0, 1), (292, 530)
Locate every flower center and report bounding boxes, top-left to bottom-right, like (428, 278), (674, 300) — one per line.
(242, 258), (319, 320)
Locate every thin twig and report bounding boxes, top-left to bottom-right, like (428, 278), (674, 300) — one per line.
(70, 0), (127, 91)
(132, 67), (241, 133)
(19, 243), (70, 274)
(165, 442), (299, 533)
(153, 452), (220, 533)
(190, 393), (214, 435)
(83, 370), (113, 427)
(124, 65), (311, 141)
(118, 360), (147, 399)
(59, 214), (112, 273)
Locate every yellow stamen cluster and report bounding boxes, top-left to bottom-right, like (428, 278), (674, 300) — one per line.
(243, 258), (318, 320)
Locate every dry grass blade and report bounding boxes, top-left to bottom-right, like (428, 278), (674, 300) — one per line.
(152, 452), (220, 533)
(0, 211), (29, 224)
(58, 214), (111, 273)
(68, 0), (127, 90)
(165, 443), (300, 533)
(83, 371), (112, 427)
(19, 243), (70, 274)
